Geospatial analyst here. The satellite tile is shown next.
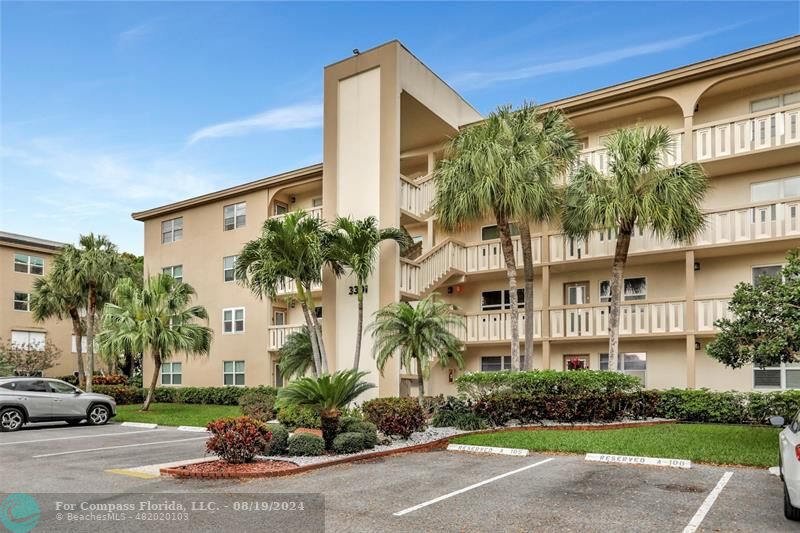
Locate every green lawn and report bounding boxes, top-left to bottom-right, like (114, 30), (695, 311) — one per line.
(114, 403), (240, 427)
(451, 423), (780, 467)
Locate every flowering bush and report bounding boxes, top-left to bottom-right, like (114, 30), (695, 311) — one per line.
(363, 397), (425, 438)
(205, 416), (272, 464)
(91, 374), (129, 385)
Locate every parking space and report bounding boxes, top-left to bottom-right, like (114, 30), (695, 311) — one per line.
(1, 427), (794, 531)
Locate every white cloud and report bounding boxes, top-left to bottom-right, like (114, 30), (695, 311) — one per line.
(187, 103), (323, 145)
(451, 27), (738, 89)
(118, 19), (160, 45)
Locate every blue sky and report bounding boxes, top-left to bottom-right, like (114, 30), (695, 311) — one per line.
(1, 1), (798, 254)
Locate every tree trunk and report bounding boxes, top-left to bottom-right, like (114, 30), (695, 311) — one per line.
(86, 285), (96, 392)
(69, 308), (85, 389)
(497, 213), (521, 371)
(122, 351), (134, 378)
(320, 412), (339, 451)
(298, 293), (321, 377)
(416, 357), (425, 408)
(353, 284), (364, 370)
(608, 225), (633, 374)
(519, 222), (535, 371)
(306, 287), (328, 374)
(143, 352), (161, 411)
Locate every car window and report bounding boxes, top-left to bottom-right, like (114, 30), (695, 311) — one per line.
(0, 382), (17, 390)
(792, 410), (800, 433)
(16, 380), (48, 392)
(48, 381), (77, 394)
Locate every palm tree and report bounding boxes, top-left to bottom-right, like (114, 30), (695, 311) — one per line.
(97, 274), (212, 410)
(369, 293), (465, 406)
(30, 273), (87, 387)
(326, 216), (409, 370)
(276, 369), (375, 450)
(277, 327), (314, 380)
(562, 126), (709, 372)
(236, 211), (328, 376)
(54, 234), (124, 391)
(506, 103), (580, 369)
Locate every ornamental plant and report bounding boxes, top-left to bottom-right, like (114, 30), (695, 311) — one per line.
(205, 416), (272, 464)
(362, 397), (425, 438)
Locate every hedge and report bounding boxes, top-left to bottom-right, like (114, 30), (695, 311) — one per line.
(456, 370), (642, 400)
(88, 385), (277, 406)
(656, 388), (800, 424)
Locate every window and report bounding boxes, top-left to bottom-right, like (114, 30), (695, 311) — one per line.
(223, 202), (246, 231)
(15, 380), (48, 392)
(273, 310), (286, 326)
(273, 201), (288, 216)
(14, 254), (44, 275)
(412, 235), (423, 245)
(223, 308), (245, 333)
(161, 217), (183, 243)
(481, 223), (519, 241)
(71, 335), (88, 353)
(162, 265), (183, 282)
(750, 95), (781, 113)
(750, 176), (800, 202)
(600, 352), (647, 384)
(785, 91), (800, 106)
(224, 360), (245, 386)
(752, 265), (782, 285)
(564, 281), (589, 305)
(11, 331), (45, 350)
(49, 381), (77, 394)
(13, 292), (30, 311)
(312, 197), (323, 208)
(564, 354), (589, 371)
(599, 277), (647, 303)
(480, 356), (526, 372)
(161, 362), (182, 385)
(480, 289), (525, 311)
(275, 363), (284, 388)
(223, 256), (237, 282)
(754, 364), (800, 390)
(315, 306), (323, 319)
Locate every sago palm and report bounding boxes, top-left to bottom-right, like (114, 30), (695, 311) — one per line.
(562, 126), (708, 372)
(30, 273), (87, 387)
(369, 293), (465, 406)
(326, 216), (409, 370)
(276, 369), (375, 450)
(237, 211), (328, 376)
(97, 274), (212, 410)
(277, 327), (314, 380)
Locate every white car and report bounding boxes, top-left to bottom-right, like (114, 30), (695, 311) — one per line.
(772, 413), (800, 520)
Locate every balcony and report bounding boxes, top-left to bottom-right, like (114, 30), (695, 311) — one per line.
(271, 206), (323, 221)
(268, 324), (306, 351)
(274, 277), (322, 297)
(399, 175), (435, 220)
(694, 105), (800, 162)
(462, 310), (542, 344)
(550, 300), (686, 339)
(579, 131), (684, 174)
(695, 297), (732, 333)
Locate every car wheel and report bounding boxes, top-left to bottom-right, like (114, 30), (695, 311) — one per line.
(87, 405), (110, 426)
(784, 481), (800, 521)
(0, 407), (25, 432)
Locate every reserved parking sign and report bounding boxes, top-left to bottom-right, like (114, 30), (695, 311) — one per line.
(585, 453), (692, 469)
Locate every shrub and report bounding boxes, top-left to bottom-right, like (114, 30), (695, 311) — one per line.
(177, 386), (276, 405)
(153, 387), (179, 403)
(287, 433), (325, 456)
(55, 375), (79, 386)
(92, 374), (128, 385)
(654, 389), (800, 424)
(239, 389), (277, 422)
(332, 432), (366, 454)
(205, 417), (272, 464)
(452, 412), (487, 431)
(264, 424), (289, 455)
(363, 397), (425, 438)
(129, 375), (143, 388)
(456, 370), (642, 400)
(431, 396), (473, 427)
(92, 385), (143, 405)
(339, 417), (378, 448)
(277, 404), (321, 430)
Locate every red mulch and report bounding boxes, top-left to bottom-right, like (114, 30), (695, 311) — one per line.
(294, 427), (323, 438)
(177, 459), (298, 475)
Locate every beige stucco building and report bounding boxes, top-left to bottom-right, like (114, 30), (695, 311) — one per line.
(0, 232), (78, 377)
(133, 37), (800, 397)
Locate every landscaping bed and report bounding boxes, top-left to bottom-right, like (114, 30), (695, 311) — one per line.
(163, 459), (298, 479)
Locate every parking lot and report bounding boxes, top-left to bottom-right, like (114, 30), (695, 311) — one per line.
(1, 422), (794, 532)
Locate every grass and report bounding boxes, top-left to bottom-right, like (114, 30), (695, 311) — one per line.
(451, 423), (780, 467)
(114, 403), (240, 427)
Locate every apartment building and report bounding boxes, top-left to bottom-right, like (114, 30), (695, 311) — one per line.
(0, 232), (77, 377)
(133, 37), (800, 398)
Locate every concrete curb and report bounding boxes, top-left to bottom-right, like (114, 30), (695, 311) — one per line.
(120, 422), (158, 429)
(160, 419), (676, 480)
(176, 426), (210, 433)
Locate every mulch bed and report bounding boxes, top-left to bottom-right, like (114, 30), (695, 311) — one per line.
(166, 459), (299, 479)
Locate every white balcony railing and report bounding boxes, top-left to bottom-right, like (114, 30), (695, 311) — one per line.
(275, 277), (323, 297)
(268, 324), (306, 351)
(462, 310), (541, 343)
(579, 131), (683, 174)
(694, 105), (800, 161)
(399, 175), (436, 218)
(549, 300), (685, 338)
(271, 206), (323, 221)
(695, 297), (732, 332)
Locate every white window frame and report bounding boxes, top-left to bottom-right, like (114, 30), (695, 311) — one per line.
(161, 362), (183, 386)
(599, 277), (647, 303)
(480, 289), (525, 311)
(162, 265), (183, 283)
(311, 197), (323, 208)
(750, 176), (800, 203)
(161, 217), (183, 244)
(600, 352), (647, 385)
(752, 264), (783, 285)
(273, 201), (288, 216)
(222, 307), (245, 334)
(223, 202), (246, 231)
(753, 364), (800, 390)
(14, 254), (44, 275)
(273, 309), (286, 326)
(223, 256), (237, 283)
(223, 360), (245, 386)
(11, 330), (45, 351)
(480, 355), (525, 372)
(480, 223), (519, 241)
(13, 291), (30, 312)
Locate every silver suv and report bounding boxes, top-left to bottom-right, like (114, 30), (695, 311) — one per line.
(0, 377), (117, 432)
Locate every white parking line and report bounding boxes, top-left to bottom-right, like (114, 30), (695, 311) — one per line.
(683, 471), (733, 533)
(0, 429), (161, 446)
(393, 458), (553, 516)
(32, 437), (207, 458)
